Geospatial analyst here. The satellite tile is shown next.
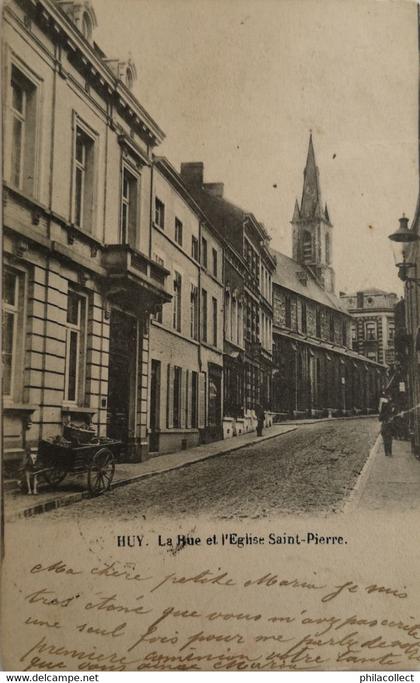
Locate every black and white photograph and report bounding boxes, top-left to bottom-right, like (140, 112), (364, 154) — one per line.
(2, 0), (420, 674)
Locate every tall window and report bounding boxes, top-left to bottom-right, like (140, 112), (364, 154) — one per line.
(121, 167), (138, 247)
(152, 254), (164, 323)
(301, 301), (307, 334)
(173, 272), (182, 332)
(81, 12), (92, 40)
(154, 197), (165, 229)
(329, 312), (335, 341)
(10, 65), (37, 194)
(342, 320), (347, 346)
(201, 288), (208, 342)
(238, 300), (244, 346)
(303, 231), (312, 263)
(232, 296), (237, 344)
(191, 235), (199, 261)
(2, 270), (20, 397)
(65, 290), (86, 403)
(201, 237), (208, 269)
(316, 307), (321, 337)
(225, 291), (231, 340)
(190, 284), (199, 340)
(285, 295), (291, 328)
(365, 321), (377, 341)
(73, 124), (95, 231)
(191, 371), (198, 428)
(175, 217), (183, 246)
(173, 366), (182, 428)
(212, 297), (218, 346)
(325, 232), (331, 264)
(212, 248), (218, 277)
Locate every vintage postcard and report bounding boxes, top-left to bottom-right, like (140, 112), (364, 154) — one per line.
(2, 0), (420, 674)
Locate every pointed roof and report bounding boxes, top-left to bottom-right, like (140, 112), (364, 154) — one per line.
(300, 132), (322, 219)
(292, 199), (301, 222)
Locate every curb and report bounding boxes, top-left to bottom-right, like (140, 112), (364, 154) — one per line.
(6, 426), (297, 521)
(342, 430), (382, 513)
(278, 415), (378, 426)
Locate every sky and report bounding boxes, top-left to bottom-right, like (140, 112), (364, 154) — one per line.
(93, 0), (419, 295)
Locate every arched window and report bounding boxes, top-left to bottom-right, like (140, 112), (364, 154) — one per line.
(302, 230), (312, 263)
(325, 232), (330, 264)
(126, 67), (134, 90)
(81, 12), (92, 40)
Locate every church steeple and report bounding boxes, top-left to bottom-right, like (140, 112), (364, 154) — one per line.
(291, 133), (335, 293)
(301, 132), (323, 219)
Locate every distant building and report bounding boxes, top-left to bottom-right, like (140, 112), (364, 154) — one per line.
(271, 135), (386, 418)
(180, 162), (276, 437)
(339, 289), (398, 366)
(149, 158), (224, 454)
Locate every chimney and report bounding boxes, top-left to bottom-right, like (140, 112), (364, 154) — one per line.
(356, 291), (364, 308)
(180, 162), (204, 187)
(203, 182), (224, 198)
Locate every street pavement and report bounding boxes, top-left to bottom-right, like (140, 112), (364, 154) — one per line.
(33, 418), (379, 521)
(353, 432), (420, 512)
(5, 423), (295, 521)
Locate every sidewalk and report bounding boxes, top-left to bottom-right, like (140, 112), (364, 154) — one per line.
(346, 435), (420, 512)
(5, 423), (296, 522)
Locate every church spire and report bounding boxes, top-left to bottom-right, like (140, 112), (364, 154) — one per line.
(300, 132), (322, 219)
(292, 198), (301, 222)
(291, 132), (335, 293)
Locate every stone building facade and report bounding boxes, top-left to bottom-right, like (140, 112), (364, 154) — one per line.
(180, 163), (276, 436)
(271, 136), (386, 418)
(3, 0), (389, 477)
(339, 289), (398, 366)
(3, 0), (171, 472)
(148, 158), (224, 455)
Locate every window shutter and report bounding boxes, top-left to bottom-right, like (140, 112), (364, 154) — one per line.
(167, 364), (174, 428)
(186, 370), (191, 428)
(180, 369), (186, 429)
(198, 371), (206, 428)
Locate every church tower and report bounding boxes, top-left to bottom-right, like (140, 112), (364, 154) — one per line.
(291, 133), (335, 293)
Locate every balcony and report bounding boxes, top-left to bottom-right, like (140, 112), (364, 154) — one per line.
(102, 244), (171, 310)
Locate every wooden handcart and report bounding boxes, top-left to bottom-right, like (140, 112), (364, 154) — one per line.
(38, 436), (121, 496)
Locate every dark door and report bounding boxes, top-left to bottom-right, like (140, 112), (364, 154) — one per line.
(208, 365), (222, 427)
(149, 359), (161, 452)
(107, 310), (137, 450)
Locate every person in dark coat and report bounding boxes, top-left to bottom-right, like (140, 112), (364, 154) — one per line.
(379, 393), (394, 457)
(256, 404), (265, 437)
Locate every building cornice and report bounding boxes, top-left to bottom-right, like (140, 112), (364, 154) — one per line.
(15, 0), (165, 145)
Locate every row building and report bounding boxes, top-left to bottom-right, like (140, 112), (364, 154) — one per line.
(271, 136), (385, 418)
(2, 0), (386, 477)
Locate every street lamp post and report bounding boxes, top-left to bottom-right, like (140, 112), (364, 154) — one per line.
(388, 214), (420, 283)
(388, 214), (420, 456)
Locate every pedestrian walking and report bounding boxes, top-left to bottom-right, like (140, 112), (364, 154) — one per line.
(379, 392), (394, 457)
(256, 404), (265, 437)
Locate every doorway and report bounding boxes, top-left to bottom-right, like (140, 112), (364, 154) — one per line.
(149, 359), (161, 452)
(107, 309), (137, 452)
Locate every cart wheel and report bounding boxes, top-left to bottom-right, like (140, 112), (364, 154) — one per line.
(43, 467), (68, 487)
(88, 447), (115, 496)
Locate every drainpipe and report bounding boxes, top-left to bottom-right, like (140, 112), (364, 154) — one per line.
(149, 161), (154, 259)
(198, 221), (203, 373)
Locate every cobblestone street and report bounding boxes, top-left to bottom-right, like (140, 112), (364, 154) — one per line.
(43, 418), (379, 521)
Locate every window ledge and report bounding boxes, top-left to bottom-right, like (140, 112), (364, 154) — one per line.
(61, 405), (96, 415)
(3, 403), (37, 413)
